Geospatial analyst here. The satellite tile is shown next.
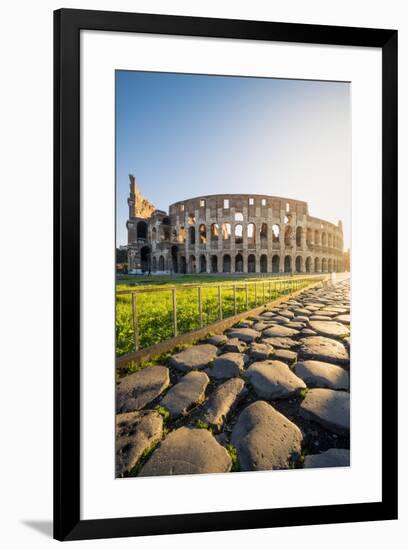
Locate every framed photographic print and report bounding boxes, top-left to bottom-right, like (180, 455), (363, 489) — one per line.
(54, 8), (398, 541)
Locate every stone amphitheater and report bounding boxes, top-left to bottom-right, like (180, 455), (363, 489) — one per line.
(116, 276), (350, 476)
(125, 175), (347, 275)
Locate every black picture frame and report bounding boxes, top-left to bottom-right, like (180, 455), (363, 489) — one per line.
(54, 8), (398, 541)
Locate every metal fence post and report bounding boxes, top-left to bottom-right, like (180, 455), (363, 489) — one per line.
(172, 288), (177, 337)
(132, 292), (139, 351)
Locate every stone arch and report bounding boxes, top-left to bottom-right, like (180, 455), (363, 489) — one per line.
(179, 256), (187, 274)
(247, 223), (256, 246)
(210, 255), (218, 273)
(328, 234), (333, 247)
(199, 224), (206, 244)
(162, 216), (170, 226)
(314, 257), (321, 272)
(179, 226), (186, 243)
(284, 255), (292, 273)
(295, 255), (303, 272)
(296, 227), (303, 247)
(248, 254), (256, 273)
(161, 226), (171, 241)
(200, 254), (207, 273)
(322, 232), (328, 246)
(322, 258), (328, 272)
(211, 223), (219, 244)
(305, 256), (312, 272)
(188, 226), (196, 245)
(235, 224), (243, 245)
(158, 255), (165, 271)
(314, 230), (320, 245)
(222, 223), (231, 241)
(272, 224), (280, 243)
(152, 257), (157, 271)
(140, 246), (150, 272)
(307, 228), (313, 245)
(137, 221), (148, 240)
(171, 245), (178, 273)
(260, 223), (268, 248)
(223, 254), (231, 273)
(189, 255), (196, 273)
(235, 253), (243, 272)
(152, 227), (157, 241)
(272, 255), (280, 273)
(260, 254), (267, 273)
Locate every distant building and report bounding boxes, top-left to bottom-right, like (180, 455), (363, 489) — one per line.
(126, 174), (345, 275)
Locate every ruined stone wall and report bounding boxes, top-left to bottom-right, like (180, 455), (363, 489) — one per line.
(127, 192), (345, 274)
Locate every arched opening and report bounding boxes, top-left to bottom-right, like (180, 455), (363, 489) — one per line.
(306, 228), (312, 245)
(272, 224), (280, 243)
(210, 255), (218, 273)
(328, 258), (333, 272)
(235, 254), (243, 272)
(328, 234), (333, 247)
(152, 227), (157, 242)
(200, 254), (207, 273)
(189, 255), (196, 273)
(180, 256), (187, 274)
(260, 254), (267, 273)
(314, 230), (320, 245)
(158, 255), (165, 271)
(140, 246), (150, 272)
(172, 229), (177, 242)
(179, 226), (186, 243)
(272, 255), (280, 273)
(137, 221), (148, 240)
(322, 232), (327, 246)
(284, 255), (292, 273)
(188, 226), (196, 245)
(211, 223), (219, 245)
(247, 223), (255, 246)
(199, 224), (206, 244)
(162, 217), (170, 226)
(248, 254), (256, 273)
(171, 245), (178, 273)
(223, 254), (231, 273)
(314, 257), (321, 272)
(234, 224), (243, 245)
(260, 223), (268, 248)
(296, 227), (302, 247)
(222, 223), (231, 241)
(305, 257), (312, 272)
(152, 257), (157, 272)
(188, 213), (196, 225)
(162, 227), (171, 241)
(235, 212), (243, 222)
(295, 255), (302, 272)
(322, 258), (328, 272)
(285, 225), (293, 247)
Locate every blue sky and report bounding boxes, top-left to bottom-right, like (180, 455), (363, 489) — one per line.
(116, 71), (351, 248)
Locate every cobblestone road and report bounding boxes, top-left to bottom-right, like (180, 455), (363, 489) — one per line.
(116, 275), (350, 477)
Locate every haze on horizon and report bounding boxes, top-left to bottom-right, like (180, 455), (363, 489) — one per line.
(116, 71), (351, 249)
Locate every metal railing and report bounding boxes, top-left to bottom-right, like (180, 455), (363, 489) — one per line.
(116, 274), (326, 354)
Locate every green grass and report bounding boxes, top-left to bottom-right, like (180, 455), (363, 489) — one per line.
(116, 274), (319, 356)
(226, 444), (240, 472)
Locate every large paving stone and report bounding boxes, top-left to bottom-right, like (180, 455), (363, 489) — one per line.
(116, 366), (170, 413)
(300, 328), (317, 336)
(246, 360), (306, 399)
(294, 360), (349, 390)
(304, 448), (350, 469)
(161, 371), (209, 417)
(260, 311), (276, 319)
(248, 342), (274, 361)
(335, 314), (351, 325)
(222, 338), (248, 353)
(231, 401), (303, 470)
(169, 344), (218, 372)
(206, 334), (228, 347)
(300, 388), (350, 435)
(209, 353), (245, 379)
(139, 427), (231, 476)
(299, 336), (349, 365)
(227, 328), (261, 343)
(269, 315), (291, 324)
(293, 308), (313, 316)
(274, 349), (298, 364)
(262, 336), (299, 349)
(277, 309), (295, 319)
(116, 410), (163, 477)
(263, 325), (299, 338)
(201, 378), (246, 431)
(309, 321), (350, 338)
(252, 321), (274, 332)
(285, 322), (307, 330)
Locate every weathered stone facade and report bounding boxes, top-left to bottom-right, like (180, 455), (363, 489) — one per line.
(126, 175), (345, 274)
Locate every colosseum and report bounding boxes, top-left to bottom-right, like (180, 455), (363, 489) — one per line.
(126, 175), (345, 275)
